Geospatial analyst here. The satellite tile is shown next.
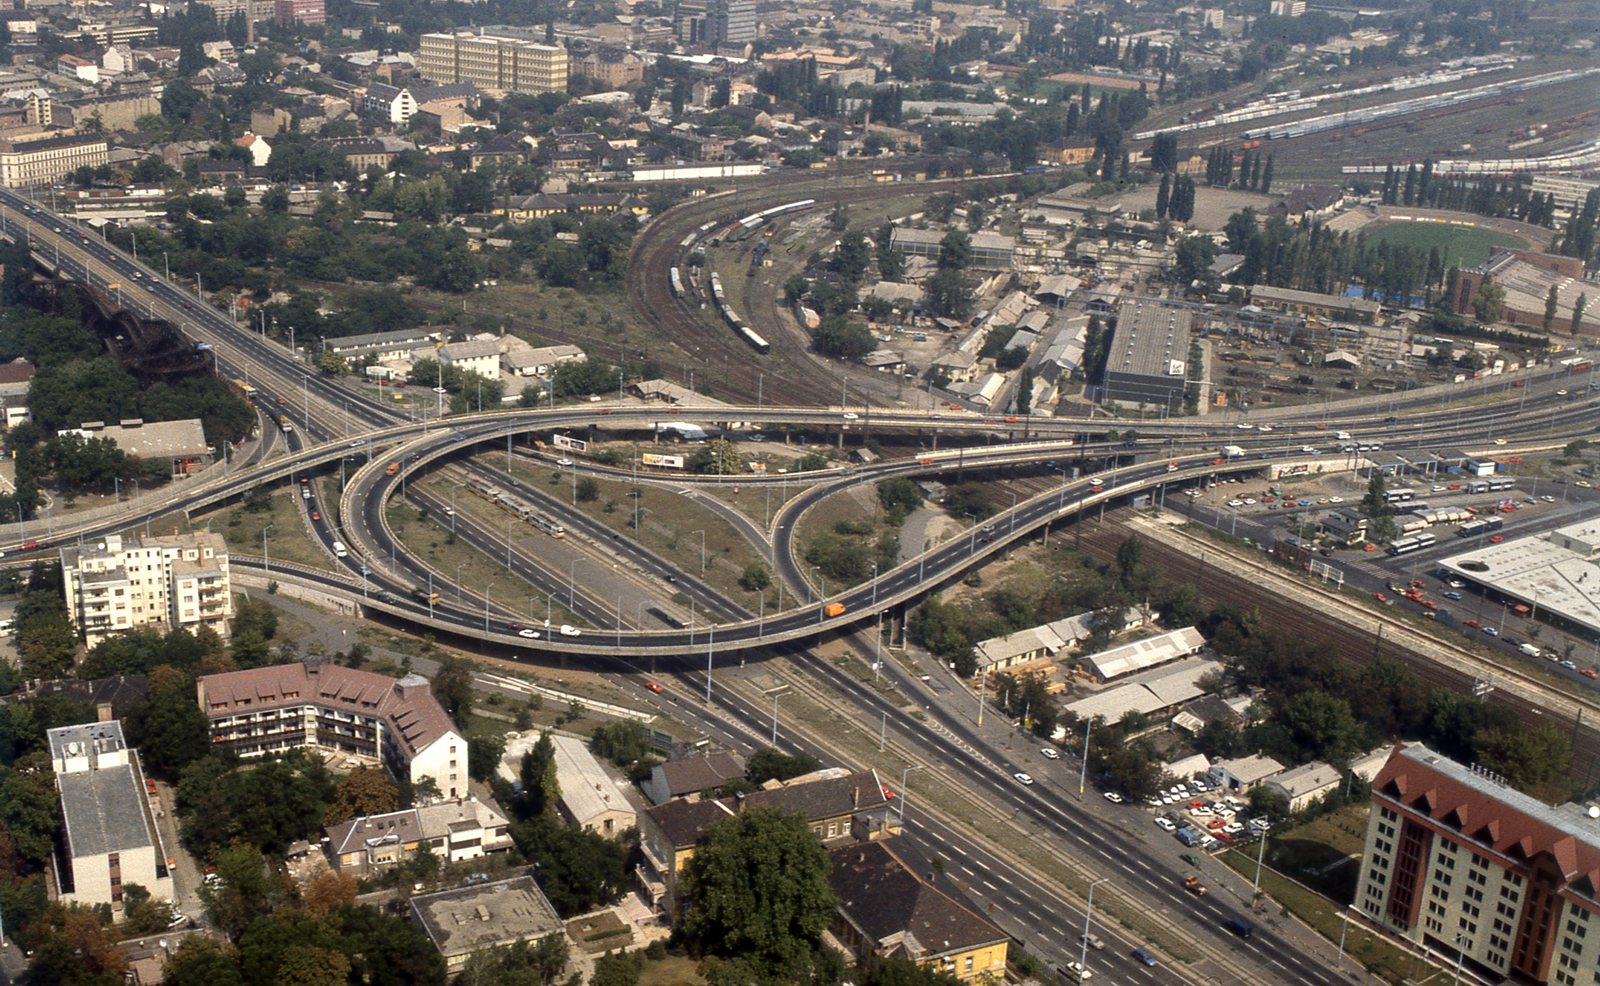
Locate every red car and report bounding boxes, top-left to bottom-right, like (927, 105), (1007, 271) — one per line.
(1489, 534), (1504, 543)
(1090, 485), (1104, 493)
(310, 510), (320, 521)
(1005, 416), (1020, 423)
(1448, 483), (1462, 490)
(1464, 619), (1480, 628)
(645, 682), (665, 693)
(597, 409), (613, 415)
(1583, 670), (1598, 679)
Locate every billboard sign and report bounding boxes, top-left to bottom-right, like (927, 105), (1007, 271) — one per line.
(642, 453), (685, 469)
(553, 434), (587, 452)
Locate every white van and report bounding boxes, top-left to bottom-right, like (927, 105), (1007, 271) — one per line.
(331, 541), (348, 558)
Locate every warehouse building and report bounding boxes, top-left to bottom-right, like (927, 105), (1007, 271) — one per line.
(1099, 298), (1191, 411)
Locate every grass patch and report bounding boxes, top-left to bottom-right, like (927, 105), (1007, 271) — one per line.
(1365, 222), (1528, 271)
(1220, 825), (1413, 985)
(209, 491), (334, 571)
(637, 954), (705, 986)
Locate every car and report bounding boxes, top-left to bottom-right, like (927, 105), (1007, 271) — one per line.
(1449, 580), (1464, 588)
(1103, 792), (1124, 804)
(557, 458), (573, 466)
(1236, 422), (1254, 430)
(1432, 485), (1446, 492)
(747, 433), (767, 442)
(1482, 626), (1500, 636)
(1131, 949), (1157, 967)
(517, 629), (540, 638)
(1301, 445), (1318, 453)
(1006, 416), (1021, 423)
(1154, 817), (1176, 831)
(1449, 483), (1462, 490)
(1489, 534), (1504, 543)
(1543, 495), (1556, 502)
(1328, 496), (1344, 503)
(1090, 484), (1104, 493)
(1563, 660), (1578, 670)
(1013, 773), (1034, 785)
(358, 565), (371, 576)
(1443, 591), (1462, 600)
(432, 386), (448, 394)
(1297, 498), (1313, 507)
(1421, 600), (1437, 610)
(1494, 438), (1507, 445)
(1059, 961), (1092, 981)
(645, 682), (665, 693)
(1227, 499), (1244, 508)
(1526, 497), (1538, 505)
(1080, 933), (1105, 951)
(1041, 747), (1059, 760)
(1372, 593), (1388, 603)
(1558, 389), (1568, 396)
(1241, 497), (1256, 505)
(349, 440), (363, 447)
(842, 412), (859, 420)
(310, 510), (320, 521)
(559, 625), (581, 637)
(1504, 636), (1523, 647)
(1464, 619), (1480, 628)
(1583, 669), (1598, 679)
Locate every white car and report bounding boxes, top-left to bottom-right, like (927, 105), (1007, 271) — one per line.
(1494, 438), (1507, 445)
(1300, 446), (1318, 454)
(1060, 961), (1093, 981)
(1328, 496), (1344, 504)
(1558, 389), (1568, 396)
(1154, 817), (1176, 831)
(842, 412), (859, 420)
(1241, 497), (1256, 505)
(1013, 772), (1034, 786)
(1227, 499), (1243, 508)
(1103, 792), (1124, 804)
(1041, 747), (1060, 760)
(432, 386), (448, 394)
(559, 625), (581, 637)
(1236, 422), (1255, 430)
(349, 440), (364, 447)
(1257, 424), (1273, 432)
(518, 628), (541, 639)
(557, 458), (573, 466)
(1543, 495), (1556, 502)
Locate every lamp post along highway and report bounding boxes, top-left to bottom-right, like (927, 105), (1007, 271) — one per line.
(691, 529), (706, 575)
(456, 563), (466, 602)
(483, 582), (495, 632)
(704, 624), (714, 703)
(262, 524), (274, 574)
(1080, 877), (1110, 978)
(898, 765), (922, 824)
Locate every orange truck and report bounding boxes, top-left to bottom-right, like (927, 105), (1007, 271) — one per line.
(824, 603), (847, 617)
(1183, 874), (1208, 896)
(385, 462), (400, 476)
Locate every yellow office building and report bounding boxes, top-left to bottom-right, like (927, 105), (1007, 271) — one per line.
(417, 32), (568, 95)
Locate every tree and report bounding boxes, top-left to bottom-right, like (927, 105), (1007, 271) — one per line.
(468, 734), (505, 783)
(1359, 473), (1396, 542)
(936, 229), (970, 271)
(828, 201), (849, 232)
(125, 678), (211, 777)
(325, 768), (400, 826)
(1015, 367), (1033, 416)
(683, 807), (837, 976)
(687, 439), (743, 475)
(431, 654), (473, 724)
(576, 477), (599, 502)
(923, 268), (973, 321)
(1545, 284), (1560, 334)
(1155, 172), (1171, 219)
(783, 274), (810, 305)
(1473, 722), (1570, 791)
(1576, 293), (1589, 335)
(301, 871), (359, 915)
(740, 564), (772, 593)
(510, 815), (626, 915)
(1471, 280), (1505, 323)
(745, 749), (822, 785)
(519, 732), (560, 819)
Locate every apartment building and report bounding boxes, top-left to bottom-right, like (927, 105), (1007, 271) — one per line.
(197, 663), (468, 798)
(60, 533), (231, 647)
(274, 0), (325, 25)
(0, 133), (109, 187)
(417, 32), (567, 95)
(48, 721), (173, 908)
(1355, 743), (1600, 985)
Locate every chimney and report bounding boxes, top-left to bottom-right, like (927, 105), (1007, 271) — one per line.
(97, 701), (113, 722)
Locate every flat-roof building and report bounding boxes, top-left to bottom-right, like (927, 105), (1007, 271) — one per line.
(48, 721), (172, 908)
(409, 876), (567, 976)
(1436, 519), (1600, 637)
(60, 418), (211, 476)
(323, 797), (513, 874)
(549, 734), (636, 838)
(417, 32), (568, 96)
(1099, 298), (1191, 411)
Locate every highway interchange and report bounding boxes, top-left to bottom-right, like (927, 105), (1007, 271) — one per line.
(4, 181), (1599, 985)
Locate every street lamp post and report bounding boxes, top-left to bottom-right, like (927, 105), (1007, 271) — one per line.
(1077, 718), (1093, 796)
(262, 524), (274, 573)
(898, 765), (922, 824)
(569, 558), (586, 610)
(1079, 877), (1111, 979)
(483, 583), (495, 632)
(691, 529), (706, 575)
(456, 563), (466, 602)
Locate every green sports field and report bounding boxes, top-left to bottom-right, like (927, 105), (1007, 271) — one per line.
(1364, 221), (1529, 270)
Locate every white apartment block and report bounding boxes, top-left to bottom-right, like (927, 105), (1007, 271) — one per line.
(61, 533), (232, 647)
(417, 31), (567, 95)
(197, 663), (468, 799)
(323, 798), (513, 874)
(0, 133), (109, 188)
(48, 721), (173, 908)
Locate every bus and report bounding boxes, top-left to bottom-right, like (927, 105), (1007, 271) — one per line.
(1489, 478), (1515, 492)
(1387, 532), (1438, 556)
(410, 587), (441, 606)
(1385, 488), (1416, 503)
(1467, 480), (1490, 495)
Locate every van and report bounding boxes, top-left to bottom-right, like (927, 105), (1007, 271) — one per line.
(331, 541), (348, 559)
(385, 462), (400, 476)
(1226, 918), (1254, 939)
(1336, 432), (1352, 440)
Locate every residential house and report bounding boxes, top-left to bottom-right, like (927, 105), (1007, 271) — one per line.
(1264, 761), (1342, 813)
(828, 840), (1009, 982)
(643, 751), (746, 804)
(1208, 755), (1286, 794)
(550, 735), (636, 838)
(409, 877), (567, 977)
(323, 797), (513, 874)
(48, 721), (172, 908)
(437, 339), (501, 378)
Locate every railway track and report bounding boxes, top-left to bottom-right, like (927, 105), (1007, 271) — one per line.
(1070, 510), (1600, 784)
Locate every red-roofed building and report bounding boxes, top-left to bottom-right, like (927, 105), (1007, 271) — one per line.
(197, 662), (467, 799)
(1356, 743), (1600, 985)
